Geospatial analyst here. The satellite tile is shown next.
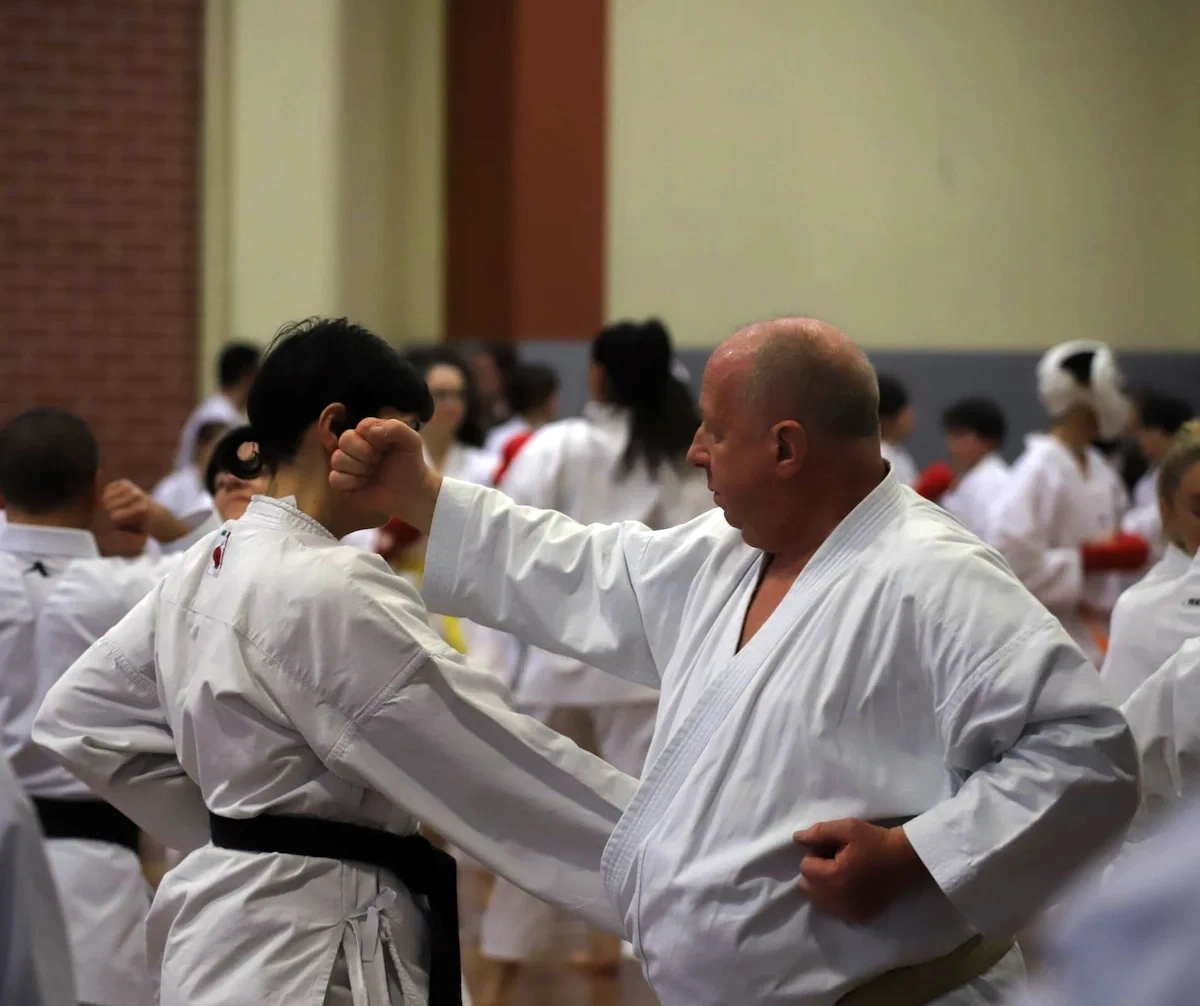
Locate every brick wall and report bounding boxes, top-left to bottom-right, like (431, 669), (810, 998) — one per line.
(0, 0), (203, 491)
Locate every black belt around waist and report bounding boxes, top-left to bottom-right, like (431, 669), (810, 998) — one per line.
(209, 812), (460, 1006)
(32, 797), (140, 852)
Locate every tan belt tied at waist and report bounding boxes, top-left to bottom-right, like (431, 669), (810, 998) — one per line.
(835, 934), (1013, 1006)
(832, 817), (1013, 1006)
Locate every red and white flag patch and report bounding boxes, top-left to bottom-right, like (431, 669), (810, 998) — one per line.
(206, 528), (231, 577)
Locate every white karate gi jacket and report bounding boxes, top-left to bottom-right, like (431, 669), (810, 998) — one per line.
(500, 404), (712, 706)
(0, 749), (76, 1006)
(420, 471), (1139, 1006)
(989, 434), (1131, 664)
(1121, 636), (1200, 841)
(939, 453), (1009, 543)
(0, 518), (213, 1006)
(152, 464), (214, 523)
(172, 391), (243, 472)
(1121, 466), (1163, 559)
(32, 496), (635, 1006)
(1100, 546), (1195, 704)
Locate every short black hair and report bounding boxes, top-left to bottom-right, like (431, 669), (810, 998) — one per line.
(218, 343), (261, 390)
(505, 363), (559, 416)
(942, 397), (1007, 446)
(212, 318), (433, 482)
(0, 408), (98, 513)
(876, 375), (910, 419)
(1137, 392), (1193, 436)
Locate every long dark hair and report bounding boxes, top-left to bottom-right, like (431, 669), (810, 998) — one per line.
(592, 318), (698, 476)
(211, 318), (433, 481)
(404, 345), (487, 448)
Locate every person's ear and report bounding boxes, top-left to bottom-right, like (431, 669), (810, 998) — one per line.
(774, 421), (807, 473)
(317, 403), (349, 455)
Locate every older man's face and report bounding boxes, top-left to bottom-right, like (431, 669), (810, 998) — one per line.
(688, 354), (774, 533)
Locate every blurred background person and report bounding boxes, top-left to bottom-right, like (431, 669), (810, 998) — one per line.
(474, 319), (711, 1006)
(152, 420), (228, 520)
(914, 397), (1010, 541)
(471, 342), (520, 436)
(172, 343), (259, 473)
(990, 341), (1147, 665)
(1101, 421), (1200, 704)
(877, 374), (917, 485)
(484, 361), (561, 458)
(1123, 391), (1195, 557)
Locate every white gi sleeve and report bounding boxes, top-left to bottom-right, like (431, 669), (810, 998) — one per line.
(422, 478), (722, 687)
(902, 549), (1139, 938)
(30, 585), (210, 853)
(1121, 636), (1200, 838)
(0, 752), (76, 1006)
(989, 466), (1085, 610)
(276, 552), (638, 932)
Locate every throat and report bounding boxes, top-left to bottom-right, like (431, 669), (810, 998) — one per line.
(737, 555), (805, 652)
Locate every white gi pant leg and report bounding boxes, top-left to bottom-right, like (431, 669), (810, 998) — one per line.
(478, 703), (656, 961)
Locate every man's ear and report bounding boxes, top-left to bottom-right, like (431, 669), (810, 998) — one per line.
(774, 420), (807, 473)
(317, 403), (349, 454)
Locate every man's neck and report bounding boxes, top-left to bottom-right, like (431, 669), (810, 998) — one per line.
(765, 462), (887, 568)
(1051, 425), (1091, 465)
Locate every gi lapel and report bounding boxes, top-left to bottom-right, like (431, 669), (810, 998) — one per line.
(600, 476), (905, 920)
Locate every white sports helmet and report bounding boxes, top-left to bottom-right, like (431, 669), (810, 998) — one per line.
(1036, 340), (1132, 441)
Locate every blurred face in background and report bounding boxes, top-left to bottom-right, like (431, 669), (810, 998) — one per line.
(944, 429), (994, 474)
(1135, 421), (1175, 468)
(424, 363), (468, 441)
(213, 472), (269, 521)
(1161, 459), (1200, 556)
(472, 351), (504, 413)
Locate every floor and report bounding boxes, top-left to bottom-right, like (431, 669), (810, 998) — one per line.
(459, 870), (659, 1006)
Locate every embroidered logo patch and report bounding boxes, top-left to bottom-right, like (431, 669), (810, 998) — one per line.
(206, 529), (231, 577)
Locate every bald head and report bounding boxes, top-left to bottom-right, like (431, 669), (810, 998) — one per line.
(718, 317), (880, 440)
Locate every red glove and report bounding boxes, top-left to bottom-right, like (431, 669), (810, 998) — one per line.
(913, 462), (955, 502)
(493, 430), (535, 487)
(1081, 532), (1150, 573)
(375, 517), (422, 560)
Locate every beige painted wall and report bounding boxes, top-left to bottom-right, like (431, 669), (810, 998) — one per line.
(608, 0), (1200, 349)
(199, 0), (444, 395)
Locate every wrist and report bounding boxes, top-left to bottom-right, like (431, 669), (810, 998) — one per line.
(412, 469), (444, 535)
(885, 825), (931, 895)
(147, 502), (192, 543)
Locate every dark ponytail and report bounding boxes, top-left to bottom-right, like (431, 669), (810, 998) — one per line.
(592, 318), (699, 476)
(218, 318), (433, 481)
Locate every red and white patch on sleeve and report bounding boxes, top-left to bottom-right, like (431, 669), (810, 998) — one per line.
(206, 528), (231, 577)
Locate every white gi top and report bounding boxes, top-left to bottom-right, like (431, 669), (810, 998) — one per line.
(152, 464), (214, 523)
(1100, 545), (1195, 704)
(1121, 635), (1200, 840)
(0, 518), (213, 1006)
(1121, 466), (1163, 558)
(32, 496), (635, 1006)
(880, 440), (917, 485)
(989, 434), (1130, 663)
(500, 403), (712, 706)
(172, 391), (243, 472)
(483, 416), (530, 456)
(939, 452), (1010, 543)
(421, 471), (1138, 1006)
(0, 748), (75, 1006)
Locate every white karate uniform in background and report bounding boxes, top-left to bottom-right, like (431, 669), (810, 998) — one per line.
(1120, 635), (1200, 843)
(0, 748), (76, 1006)
(422, 473), (1137, 1006)
(989, 434), (1130, 665)
(480, 404), (712, 962)
(1121, 466), (1163, 559)
(1100, 546), (1195, 704)
(483, 416), (529, 456)
(172, 391), (244, 473)
(33, 496), (635, 1006)
(0, 518), (213, 1006)
(881, 440), (917, 485)
(939, 452), (1010, 542)
(152, 465), (214, 522)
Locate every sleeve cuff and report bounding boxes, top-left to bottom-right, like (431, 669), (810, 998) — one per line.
(421, 478), (482, 614)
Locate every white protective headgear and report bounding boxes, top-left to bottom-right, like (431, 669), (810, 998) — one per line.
(1036, 340), (1132, 440)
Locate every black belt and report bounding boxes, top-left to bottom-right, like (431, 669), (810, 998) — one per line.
(209, 812), (460, 1006)
(32, 797), (140, 852)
